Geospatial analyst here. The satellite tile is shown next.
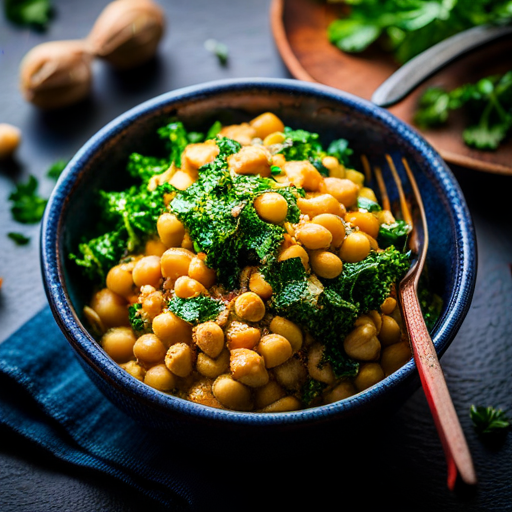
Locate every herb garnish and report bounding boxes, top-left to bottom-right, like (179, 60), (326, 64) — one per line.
(470, 405), (510, 435)
(8, 232), (30, 245)
(204, 39), (229, 66)
(4, 0), (53, 29)
(8, 175), (47, 223)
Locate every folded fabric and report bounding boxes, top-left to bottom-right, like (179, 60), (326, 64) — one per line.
(0, 306), (218, 511)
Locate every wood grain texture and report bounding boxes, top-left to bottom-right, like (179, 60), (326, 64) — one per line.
(271, 0), (512, 175)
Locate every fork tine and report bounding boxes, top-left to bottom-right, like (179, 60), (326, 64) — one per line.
(385, 154), (413, 228)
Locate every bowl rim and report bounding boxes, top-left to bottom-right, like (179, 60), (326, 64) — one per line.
(41, 77), (477, 426)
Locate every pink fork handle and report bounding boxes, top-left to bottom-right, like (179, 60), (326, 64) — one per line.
(400, 280), (477, 490)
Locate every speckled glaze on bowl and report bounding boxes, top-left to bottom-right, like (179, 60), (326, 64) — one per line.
(41, 78), (476, 435)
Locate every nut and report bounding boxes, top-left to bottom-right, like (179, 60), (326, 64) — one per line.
(19, 40), (93, 109)
(0, 124), (21, 159)
(87, 0), (165, 69)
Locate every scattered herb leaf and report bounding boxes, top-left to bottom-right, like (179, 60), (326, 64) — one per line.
(168, 295), (225, 325)
(8, 175), (48, 224)
(4, 0), (53, 29)
(204, 38), (229, 65)
(470, 405), (510, 435)
(8, 232), (30, 245)
(47, 159), (68, 180)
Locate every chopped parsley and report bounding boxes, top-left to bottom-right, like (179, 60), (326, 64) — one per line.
(8, 175), (47, 224)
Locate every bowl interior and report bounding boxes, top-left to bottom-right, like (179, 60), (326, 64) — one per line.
(44, 79), (476, 428)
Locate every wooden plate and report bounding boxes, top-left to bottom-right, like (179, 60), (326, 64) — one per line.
(271, 0), (512, 175)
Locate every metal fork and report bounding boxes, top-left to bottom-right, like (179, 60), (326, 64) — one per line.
(361, 153), (477, 490)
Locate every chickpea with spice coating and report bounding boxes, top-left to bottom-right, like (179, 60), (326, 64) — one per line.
(307, 343), (335, 384)
(212, 374), (253, 411)
(226, 322), (261, 350)
(230, 348), (269, 387)
(165, 342), (194, 377)
(194, 321), (225, 358)
(254, 192), (288, 224)
(196, 349), (230, 379)
(235, 292), (266, 322)
(227, 145), (271, 177)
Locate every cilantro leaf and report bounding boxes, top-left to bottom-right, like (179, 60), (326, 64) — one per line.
(4, 0), (52, 29)
(9, 175), (47, 224)
(8, 232), (30, 245)
(470, 405), (510, 435)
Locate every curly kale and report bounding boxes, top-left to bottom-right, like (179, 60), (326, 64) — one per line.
(126, 153), (171, 183)
(378, 220), (411, 250)
(168, 296), (225, 325)
(128, 303), (152, 335)
(170, 137), (303, 288)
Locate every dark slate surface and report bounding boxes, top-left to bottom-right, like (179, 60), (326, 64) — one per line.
(0, 1), (511, 510)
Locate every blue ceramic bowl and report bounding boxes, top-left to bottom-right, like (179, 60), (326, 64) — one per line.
(41, 78), (476, 435)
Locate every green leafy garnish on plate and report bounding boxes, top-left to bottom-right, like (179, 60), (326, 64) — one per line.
(204, 39), (229, 66)
(4, 0), (53, 29)
(470, 405), (510, 435)
(8, 232), (30, 245)
(168, 296), (225, 325)
(47, 159), (69, 180)
(415, 71), (512, 150)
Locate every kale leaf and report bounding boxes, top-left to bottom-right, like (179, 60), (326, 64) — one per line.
(301, 378), (327, 407)
(8, 175), (48, 224)
(168, 296), (225, 325)
(378, 220), (411, 250)
(126, 153), (170, 183)
(158, 120), (206, 167)
(128, 303), (152, 335)
(470, 405), (510, 435)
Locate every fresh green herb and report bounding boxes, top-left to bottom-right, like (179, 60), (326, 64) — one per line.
(8, 232), (30, 245)
(271, 165), (282, 175)
(158, 120), (204, 167)
(168, 295), (225, 325)
(126, 153), (170, 183)
(205, 120), (222, 140)
(301, 378), (327, 407)
(8, 175), (48, 224)
(128, 303), (152, 334)
(378, 220), (411, 250)
(326, 137), (353, 166)
(170, 137), (302, 288)
(204, 38), (229, 65)
(4, 0), (53, 29)
(47, 159), (68, 180)
(415, 71), (512, 150)
(470, 405), (510, 435)
(278, 127), (324, 162)
(327, 0), (512, 64)
(357, 196), (381, 212)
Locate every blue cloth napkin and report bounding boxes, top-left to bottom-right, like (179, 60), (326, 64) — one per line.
(0, 306), (218, 511)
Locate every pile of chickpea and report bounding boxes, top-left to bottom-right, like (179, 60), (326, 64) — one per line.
(83, 112), (412, 412)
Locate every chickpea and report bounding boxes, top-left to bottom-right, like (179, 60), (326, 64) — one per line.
(360, 231), (379, 251)
(212, 374), (253, 411)
(227, 145), (271, 177)
(187, 378), (223, 409)
(381, 297), (397, 315)
(220, 123), (256, 145)
(358, 187), (378, 202)
(157, 213), (185, 248)
(106, 264), (134, 298)
(168, 170), (195, 190)
(235, 292), (266, 323)
(263, 131), (286, 146)
(160, 247), (194, 280)
(343, 323), (381, 361)
(368, 310), (382, 335)
(230, 348), (269, 388)
(120, 360), (145, 381)
(101, 326), (137, 363)
(83, 306), (105, 336)
(174, 276), (207, 298)
(269, 316), (303, 353)
(278, 245), (309, 270)
(273, 356), (307, 390)
(345, 169), (365, 187)
(354, 362), (385, 392)
(254, 381), (286, 409)
(312, 213), (345, 248)
(339, 232), (371, 263)
(0, 123), (21, 159)
(249, 270), (273, 300)
(307, 343), (335, 384)
(254, 192), (288, 224)
(188, 254), (216, 288)
(144, 363), (177, 391)
(322, 156), (345, 179)
(165, 342), (194, 377)
(310, 250), (343, 279)
(145, 238), (167, 257)
(181, 142), (219, 172)
(226, 321), (261, 350)
(376, 209), (396, 225)
(142, 290), (164, 320)
(194, 321), (224, 358)
(297, 194), (344, 218)
(345, 211), (380, 239)
(261, 396), (301, 413)
(296, 223), (332, 250)
(323, 177), (359, 207)
(323, 381), (356, 404)
(379, 315), (402, 347)
(133, 333), (167, 365)
(152, 310), (193, 346)
(132, 256), (162, 288)
(258, 334), (293, 368)
(283, 160), (323, 191)
(271, 153), (286, 168)
(250, 112), (285, 139)
(90, 288), (129, 328)
(381, 341), (412, 376)
(196, 348), (230, 379)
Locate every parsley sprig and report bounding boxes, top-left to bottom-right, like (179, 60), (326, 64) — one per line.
(470, 405), (510, 435)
